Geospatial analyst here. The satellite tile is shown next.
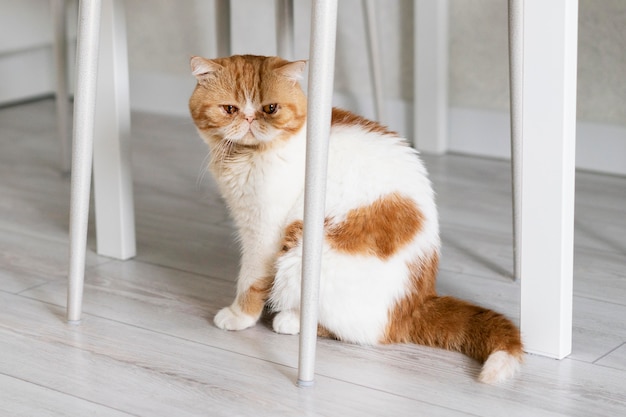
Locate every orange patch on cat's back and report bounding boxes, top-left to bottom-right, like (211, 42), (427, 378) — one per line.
(331, 107), (397, 136)
(325, 193), (424, 260)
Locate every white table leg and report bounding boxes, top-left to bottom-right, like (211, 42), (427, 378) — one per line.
(519, 0), (578, 359)
(92, 0), (136, 260)
(276, 0), (295, 60)
(215, 0), (231, 57)
(67, 0), (102, 323)
(298, 0), (338, 388)
(362, 0), (385, 122)
(508, 0), (523, 282)
(51, 0), (71, 174)
(414, 0), (448, 153)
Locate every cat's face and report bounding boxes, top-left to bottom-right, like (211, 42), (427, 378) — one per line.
(189, 55), (307, 149)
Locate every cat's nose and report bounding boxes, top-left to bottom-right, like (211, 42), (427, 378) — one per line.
(245, 115), (256, 123)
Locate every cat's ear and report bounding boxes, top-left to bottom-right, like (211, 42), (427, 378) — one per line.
(190, 56), (223, 81)
(276, 60), (307, 83)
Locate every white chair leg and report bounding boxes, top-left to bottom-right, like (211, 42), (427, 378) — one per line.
(298, 0), (338, 388)
(276, 0), (295, 60)
(51, 0), (71, 174)
(362, 0), (385, 122)
(67, 0), (103, 323)
(92, 0), (136, 260)
(215, 0), (231, 56)
(508, 0), (522, 281)
(413, 0), (448, 153)
(517, 0), (578, 359)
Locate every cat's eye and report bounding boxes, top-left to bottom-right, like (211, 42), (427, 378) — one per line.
(222, 105), (238, 115)
(262, 104), (278, 115)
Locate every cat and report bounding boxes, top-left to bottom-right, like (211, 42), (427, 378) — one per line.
(188, 54), (523, 384)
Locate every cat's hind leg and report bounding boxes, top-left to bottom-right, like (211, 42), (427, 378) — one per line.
(271, 220), (305, 335)
(272, 310), (338, 340)
(272, 309), (300, 334)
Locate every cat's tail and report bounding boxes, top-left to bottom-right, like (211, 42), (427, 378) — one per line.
(386, 294), (524, 384)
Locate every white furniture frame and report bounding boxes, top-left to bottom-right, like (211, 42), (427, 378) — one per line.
(51, 0), (71, 174)
(64, 0), (578, 385)
(412, 0), (577, 362)
(63, 0), (383, 322)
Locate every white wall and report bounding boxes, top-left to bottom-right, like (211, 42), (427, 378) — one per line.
(1, 0), (625, 175)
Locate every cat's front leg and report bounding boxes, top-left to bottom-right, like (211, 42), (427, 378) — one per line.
(214, 304), (258, 331)
(214, 258), (274, 331)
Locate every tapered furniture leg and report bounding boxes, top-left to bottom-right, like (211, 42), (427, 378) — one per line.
(508, 0), (522, 281)
(215, 0), (231, 57)
(276, 0), (295, 60)
(67, 0), (103, 323)
(298, 0), (338, 388)
(51, 0), (71, 174)
(362, 0), (385, 122)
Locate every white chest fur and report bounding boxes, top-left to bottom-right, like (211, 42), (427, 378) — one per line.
(212, 127), (307, 254)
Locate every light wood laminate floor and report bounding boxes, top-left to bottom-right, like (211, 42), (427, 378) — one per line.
(1, 99), (625, 416)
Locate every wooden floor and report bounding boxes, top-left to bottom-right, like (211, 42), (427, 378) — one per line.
(1, 99), (625, 416)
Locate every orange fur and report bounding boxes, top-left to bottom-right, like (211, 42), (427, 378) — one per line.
(280, 220), (304, 254)
(331, 107), (397, 137)
(237, 276), (274, 317)
(325, 193), (424, 260)
(383, 253), (523, 365)
(317, 324), (337, 339)
(189, 55), (307, 151)
(190, 54), (523, 382)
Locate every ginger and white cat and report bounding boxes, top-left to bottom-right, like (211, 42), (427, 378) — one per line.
(189, 54), (523, 384)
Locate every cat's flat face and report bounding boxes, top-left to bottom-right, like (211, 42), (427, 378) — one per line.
(189, 55), (307, 149)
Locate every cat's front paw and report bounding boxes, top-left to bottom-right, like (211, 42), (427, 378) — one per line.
(272, 310), (300, 335)
(214, 306), (257, 331)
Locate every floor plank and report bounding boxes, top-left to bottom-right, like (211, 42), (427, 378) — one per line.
(1, 292), (468, 417)
(0, 374), (134, 417)
(1, 99), (625, 416)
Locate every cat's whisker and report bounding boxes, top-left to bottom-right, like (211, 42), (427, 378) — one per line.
(196, 151), (213, 188)
(209, 138), (230, 168)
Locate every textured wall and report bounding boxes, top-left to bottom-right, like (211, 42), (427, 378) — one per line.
(121, 0), (626, 126)
(448, 0), (626, 126)
(577, 0), (626, 125)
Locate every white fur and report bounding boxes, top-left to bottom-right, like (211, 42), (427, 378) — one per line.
(478, 350), (522, 384)
(205, 125), (307, 330)
(272, 245), (414, 344)
(267, 124), (439, 343)
(205, 118), (439, 340)
(201, 101), (522, 383)
(272, 310), (301, 335)
(214, 305), (257, 331)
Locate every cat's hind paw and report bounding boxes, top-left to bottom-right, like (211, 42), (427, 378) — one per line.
(272, 310), (300, 335)
(214, 306), (257, 331)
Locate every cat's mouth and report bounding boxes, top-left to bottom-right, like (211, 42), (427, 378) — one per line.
(230, 130), (261, 147)
(226, 123), (272, 147)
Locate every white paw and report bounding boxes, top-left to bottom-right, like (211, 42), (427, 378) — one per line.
(214, 306), (257, 331)
(272, 310), (301, 335)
